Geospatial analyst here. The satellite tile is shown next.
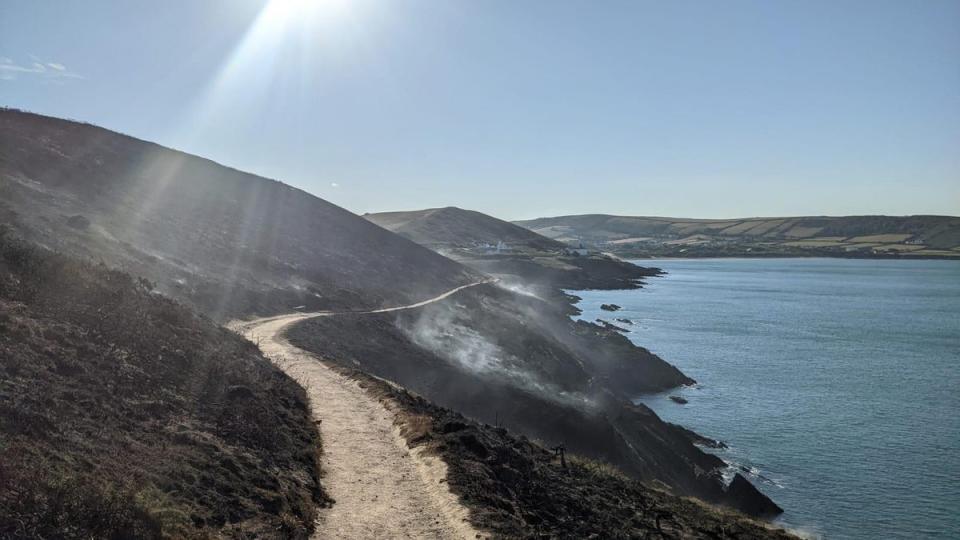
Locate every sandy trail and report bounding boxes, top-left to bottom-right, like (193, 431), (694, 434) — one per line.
(231, 281), (490, 539)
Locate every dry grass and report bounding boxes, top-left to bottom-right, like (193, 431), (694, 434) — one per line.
(848, 233), (912, 243)
(783, 240), (845, 247)
(783, 226), (824, 238)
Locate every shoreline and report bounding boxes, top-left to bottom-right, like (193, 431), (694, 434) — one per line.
(576, 257), (960, 538)
(626, 253), (960, 261)
(564, 269), (788, 520)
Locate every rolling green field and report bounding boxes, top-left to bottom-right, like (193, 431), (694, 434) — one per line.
(515, 215), (960, 258)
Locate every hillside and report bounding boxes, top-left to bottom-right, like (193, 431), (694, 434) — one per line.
(366, 206), (564, 252)
(337, 366), (794, 538)
(2, 111), (784, 530)
(366, 206), (655, 291)
(0, 230), (326, 538)
(0, 109), (478, 320)
(288, 283), (783, 518)
(516, 214), (960, 259)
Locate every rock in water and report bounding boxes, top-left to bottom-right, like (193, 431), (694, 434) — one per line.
(600, 303), (621, 311)
(669, 395), (688, 404)
(595, 319), (630, 333)
(725, 474), (784, 517)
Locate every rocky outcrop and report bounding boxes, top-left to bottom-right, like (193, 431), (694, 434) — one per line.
(726, 474), (784, 518)
(669, 423), (728, 449)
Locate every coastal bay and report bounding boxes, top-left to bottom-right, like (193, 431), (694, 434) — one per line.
(572, 258), (960, 539)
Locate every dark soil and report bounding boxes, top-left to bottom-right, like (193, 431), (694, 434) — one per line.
(0, 108), (479, 321)
(343, 366), (795, 539)
(286, 284), (778, 518)
(0, 230), (328, 539)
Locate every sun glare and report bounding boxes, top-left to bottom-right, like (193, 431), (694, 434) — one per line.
(176, 0), (367, 146)
(265, 0), (350, 23)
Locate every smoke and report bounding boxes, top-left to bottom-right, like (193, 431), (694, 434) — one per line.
(404, 305), (502, 372)
(495, 279), (543, 300)
(397, 303), (594, 410)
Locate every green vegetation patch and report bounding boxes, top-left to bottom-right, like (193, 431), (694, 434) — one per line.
(782, 226), (824, 238)
(783, 240), (845, 247)
(847, 234), (913, 243)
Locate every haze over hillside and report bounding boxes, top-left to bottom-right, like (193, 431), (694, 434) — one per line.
(1, 110), (784, 525)
(5, 0), (957, 536)
(367, 207), (564, 252)
(516, 214), (960, 258)
(0, 109), (478, 320)
(366, 206), (655, 291)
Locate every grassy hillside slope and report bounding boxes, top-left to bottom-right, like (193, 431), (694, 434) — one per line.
(0, 230), (326, 539)
(517, 214), (960, 258)
(0, 109), (478, 320)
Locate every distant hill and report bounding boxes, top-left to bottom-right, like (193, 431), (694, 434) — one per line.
(0, 109), (478, 320)
(366, 206), (564, 252)
(367, 206), (654, 290)
(515, 214), (960, 258)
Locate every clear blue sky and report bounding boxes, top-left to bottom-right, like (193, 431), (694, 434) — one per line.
(2, 0), (958, 220)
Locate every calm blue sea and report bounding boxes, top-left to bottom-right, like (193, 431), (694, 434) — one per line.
(571, 258), (960, 539)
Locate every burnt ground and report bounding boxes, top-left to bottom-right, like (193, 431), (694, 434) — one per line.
(0, 230), (327, 539)
(0, 109), (479, 321)
(287, 284), (780, 518)
(339, 365), (794, 539)
(1, 109), (785, 534)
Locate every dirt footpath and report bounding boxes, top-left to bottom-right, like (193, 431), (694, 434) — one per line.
(231, 302), (483, 539)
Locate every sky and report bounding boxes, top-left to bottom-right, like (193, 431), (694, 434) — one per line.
(2, 0), (958, 220)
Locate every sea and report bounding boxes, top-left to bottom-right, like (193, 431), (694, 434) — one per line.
(570, 258), (960, 539)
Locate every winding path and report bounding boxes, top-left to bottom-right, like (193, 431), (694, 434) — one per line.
(230, 281), (491, 539)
